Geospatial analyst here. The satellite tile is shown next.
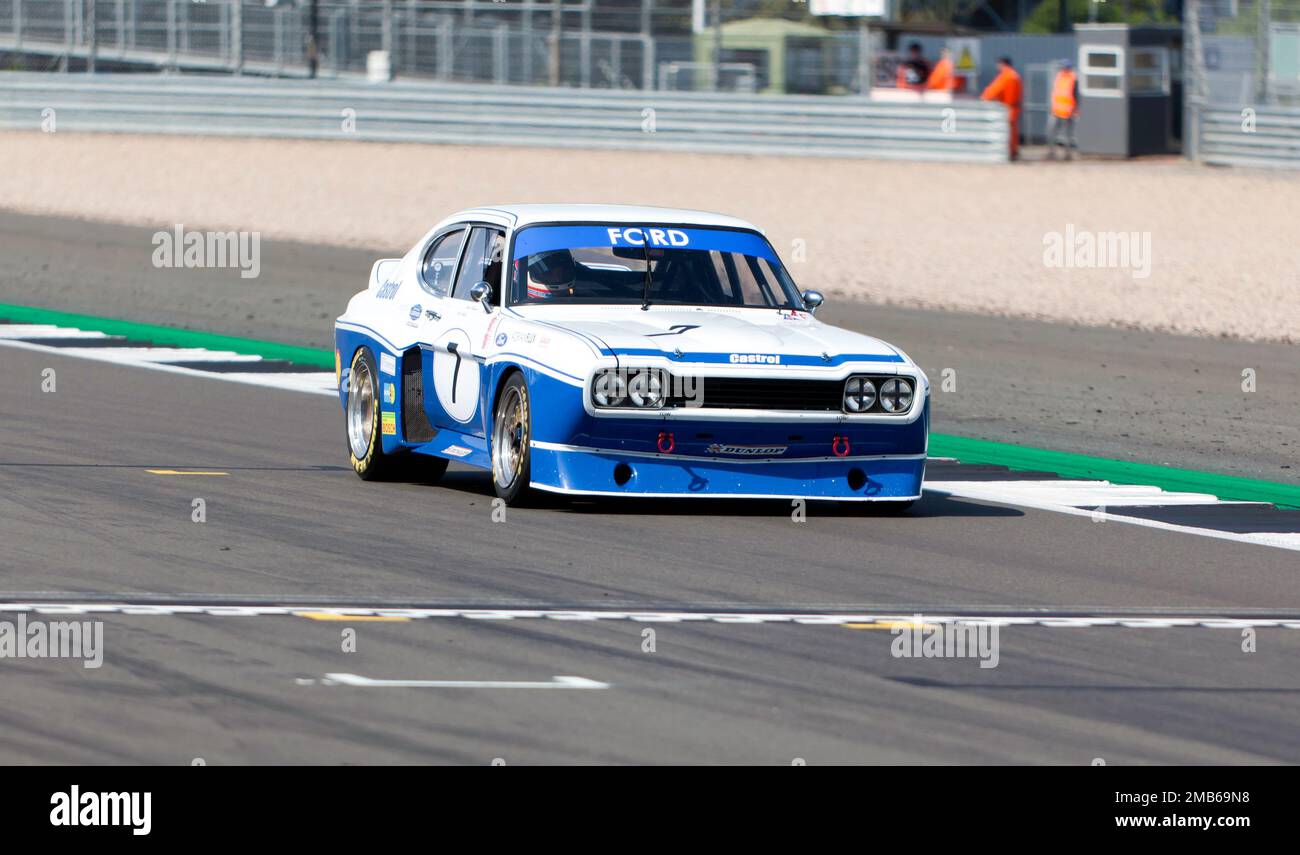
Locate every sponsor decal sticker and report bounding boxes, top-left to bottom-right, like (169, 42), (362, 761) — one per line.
(376, 280), (401, 300)
(707, 443), (788, 456)
(382, 383), (396, 405)
(646, 324), (700, 338)
(481, 315), (502, 348)
(381, 411), (397, 436)
(606, 227), (690, 247)
(444, 445), (472, 458)
(494, 332), (508, 347)
(729, 353), (781, 365)
(379, 353), (397, 375)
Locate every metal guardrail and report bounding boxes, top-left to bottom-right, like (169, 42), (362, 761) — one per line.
(0, 73), (1011, 162)
(1199, 104), (1300, 168)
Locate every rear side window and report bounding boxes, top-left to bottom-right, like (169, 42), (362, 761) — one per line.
(421, 228), (466, 297)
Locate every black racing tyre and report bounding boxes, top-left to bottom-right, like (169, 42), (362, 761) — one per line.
(345, 347), (402, 481)
(866, 500), (914, 515)
(490, 372), (535, 506)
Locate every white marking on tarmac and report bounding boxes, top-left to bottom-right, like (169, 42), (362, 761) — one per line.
(0, 602), (1297, 629)
(0, 326), (337, 396)
(926, 480), (1255, 508)
(0, 325), (109, 339)
(321, 673), (610, 689)
(927, 481), (1300, 553)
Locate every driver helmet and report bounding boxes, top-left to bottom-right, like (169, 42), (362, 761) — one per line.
(526, 249), (576, 299)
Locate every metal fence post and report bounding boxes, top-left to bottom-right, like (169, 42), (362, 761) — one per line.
(642, 33), (654, 91)
(548, 0), (560, 87)
(218, 0), (228, 66)
(14, 0), (23, 52)
(86, 0), (96, 73)
(114, 0), (123, 56)
(273, 7), (283, 75)
(579, 2), (590, 87)
(179, 0), (188, 54)
(379, 0), (390, 57)
(1184, 0), (1205, 162)
(522, 0), (533, 83)
(1256, 0), (1272, 104)
(166, 0), (176, 70)
(439, 16), (452, 80)
(406, 0), (416, 73)
(494, 23), (508, 84)
(232, 0), (243, 75)
(60, 0), (73, 71)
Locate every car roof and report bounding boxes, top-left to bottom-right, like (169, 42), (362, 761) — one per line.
(451, 204), (763, 232)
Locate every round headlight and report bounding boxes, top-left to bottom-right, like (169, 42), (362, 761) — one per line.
(879, 378), (914, 413)
(628, 370), (665, 408)
(843, 377), (876, 413)
(593, 370), (626, 407)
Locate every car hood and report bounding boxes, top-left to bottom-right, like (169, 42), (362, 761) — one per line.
(511, 305), (904, 367)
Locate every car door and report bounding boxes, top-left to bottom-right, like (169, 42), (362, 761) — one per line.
(426, 224), (506, 437)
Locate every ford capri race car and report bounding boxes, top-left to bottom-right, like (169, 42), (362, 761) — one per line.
(334, 204), (929, 507)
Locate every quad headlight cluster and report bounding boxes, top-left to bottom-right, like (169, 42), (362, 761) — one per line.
(593, 368), (666, 409)
(843, 375), (914, 414)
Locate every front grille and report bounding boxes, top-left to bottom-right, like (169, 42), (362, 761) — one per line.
(668, 377), (845, 411)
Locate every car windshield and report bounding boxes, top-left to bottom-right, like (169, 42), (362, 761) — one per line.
(508, 225), (803, 309)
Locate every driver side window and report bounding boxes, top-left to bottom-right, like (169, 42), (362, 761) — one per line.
(452, 227), (506, 302)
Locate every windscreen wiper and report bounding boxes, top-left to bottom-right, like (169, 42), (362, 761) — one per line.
(640, 228), (652, 311)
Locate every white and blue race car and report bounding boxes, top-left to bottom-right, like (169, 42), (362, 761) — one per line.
(335, 204), (929, 507)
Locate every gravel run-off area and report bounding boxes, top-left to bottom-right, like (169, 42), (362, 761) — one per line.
(3, 130), (1298, 343)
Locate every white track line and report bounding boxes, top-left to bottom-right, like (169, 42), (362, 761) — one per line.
(0, 326), (337, 397)
(0, 325), (109, 339)
(925, 480), (1256, 508)
(0, 602), (1297, 629)
(927, 483), (1300, 553)
(322, 673), (610, 689)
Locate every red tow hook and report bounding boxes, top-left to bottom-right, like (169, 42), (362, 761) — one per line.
(657, 432), (675, 454)
(832, 435), (851, 458)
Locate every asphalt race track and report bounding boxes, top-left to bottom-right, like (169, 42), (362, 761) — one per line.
(3, 344), (1300, 764)
(2, 212), (1299, 765)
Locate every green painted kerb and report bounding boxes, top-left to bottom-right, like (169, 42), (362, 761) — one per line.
(0, 302), (334, 370)
(930, 435), (1300, 510)
(2, 302), (1297, 509)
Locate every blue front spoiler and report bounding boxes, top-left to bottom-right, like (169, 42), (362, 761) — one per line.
(529, 444), (926, 501)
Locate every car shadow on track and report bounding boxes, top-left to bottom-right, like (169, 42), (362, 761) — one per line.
(424, 470), (1023, 519)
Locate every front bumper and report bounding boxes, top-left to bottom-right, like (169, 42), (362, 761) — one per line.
(528, 443), (926, 501)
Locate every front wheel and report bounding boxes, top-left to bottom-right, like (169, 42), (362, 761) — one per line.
(491, 373), (535, 506)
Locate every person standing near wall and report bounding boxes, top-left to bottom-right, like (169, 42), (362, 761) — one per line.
(980, 56), (1023, 161)
(927, 47), (956, 92)
(1047, 59), (1079, 160)
(896, 43), (932, 91)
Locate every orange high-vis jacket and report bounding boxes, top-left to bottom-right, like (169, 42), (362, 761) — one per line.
(1051, 69), (1078, 118)
(927, 57), (955, 91)
(980, 66), (1023, 120)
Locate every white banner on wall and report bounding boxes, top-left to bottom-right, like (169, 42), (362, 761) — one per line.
(810, 0), (888, 17)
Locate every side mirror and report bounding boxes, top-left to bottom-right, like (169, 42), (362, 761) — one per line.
(801, 290), (825, 314)
(470, 281), (494, 312)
